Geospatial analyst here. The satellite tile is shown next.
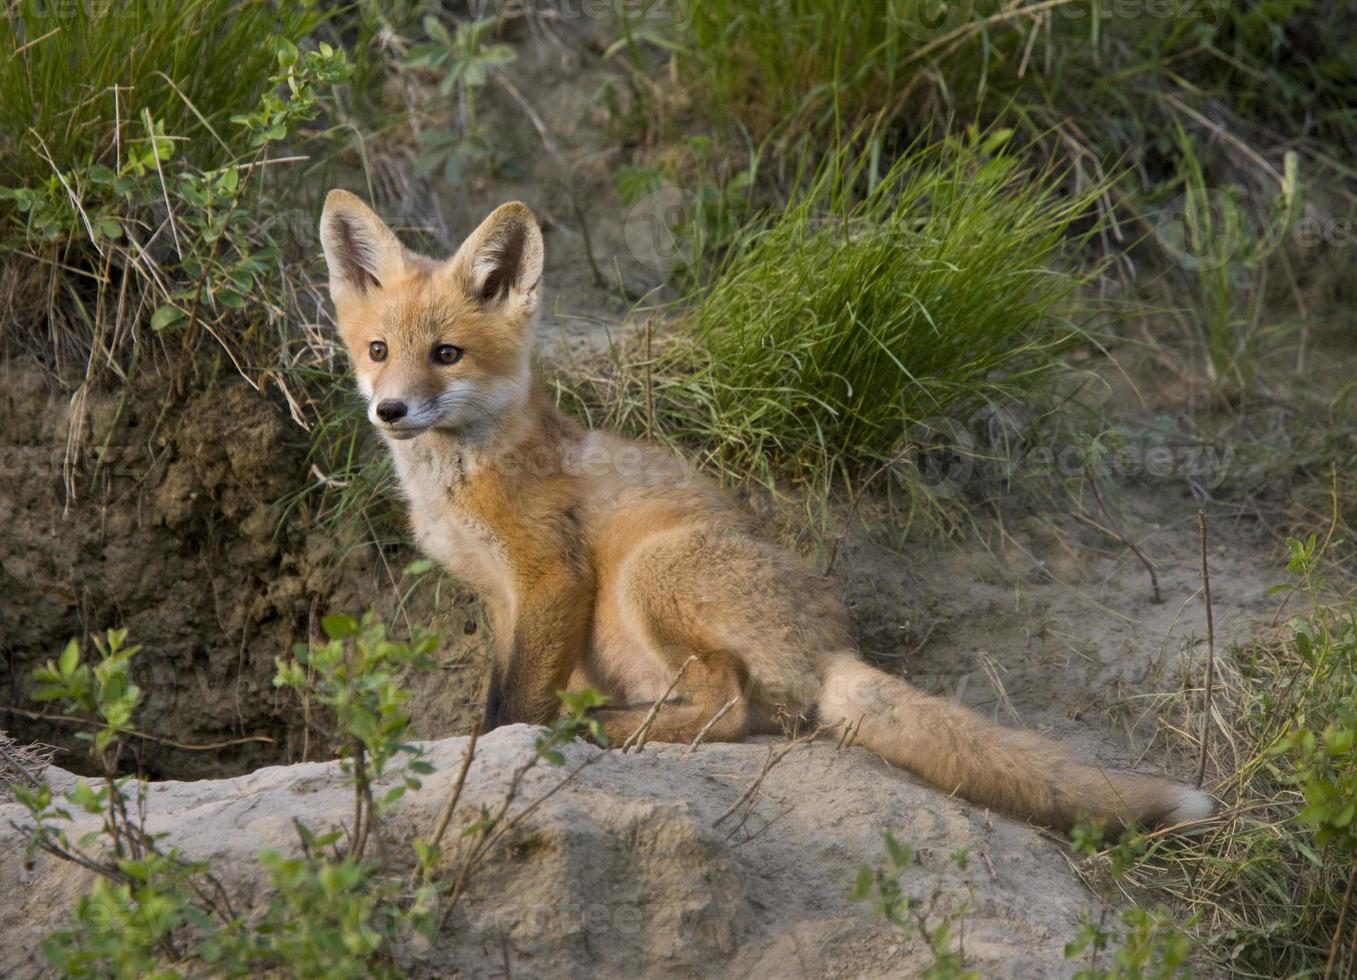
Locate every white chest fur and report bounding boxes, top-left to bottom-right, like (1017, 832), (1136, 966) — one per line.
(388, 438), (514, 606)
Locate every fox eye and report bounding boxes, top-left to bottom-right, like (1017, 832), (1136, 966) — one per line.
(368, 340), (387, 362)
(433, 343), (464, 366)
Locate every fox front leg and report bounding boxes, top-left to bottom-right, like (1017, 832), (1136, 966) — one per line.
(483, 568), (594, 731)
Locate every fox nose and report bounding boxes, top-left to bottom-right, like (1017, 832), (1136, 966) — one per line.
(375, 399), (407, 423)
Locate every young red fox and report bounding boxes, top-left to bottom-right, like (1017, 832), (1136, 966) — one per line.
(319, 191), (1212, 833)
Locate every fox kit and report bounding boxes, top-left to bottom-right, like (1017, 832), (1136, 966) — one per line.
(319, 190), (1212, 833)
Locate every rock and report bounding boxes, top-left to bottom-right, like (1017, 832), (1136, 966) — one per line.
(0, 727), (1097, 978)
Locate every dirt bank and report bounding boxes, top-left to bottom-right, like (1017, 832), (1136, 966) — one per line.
(0, 359), (483, 779)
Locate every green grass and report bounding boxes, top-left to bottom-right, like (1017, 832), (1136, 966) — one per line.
(630, 0), (1357, 173)
(612, 0), (1357, 407)
(276, 381), (406, 547)
(568, 137), (1097, 492)
(0, 0), (356, 393)
(1, 0), (323, 185)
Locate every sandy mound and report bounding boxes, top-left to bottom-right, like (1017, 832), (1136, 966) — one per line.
(0, 727), (1098, 978)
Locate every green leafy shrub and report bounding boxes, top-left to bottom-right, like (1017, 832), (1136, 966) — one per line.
(274, 610), (439, 859)
(15, 618), (434, 975)
(13, 615), (613, 977)
(18, 630), (244, 975)
(850, 831), (978, 979)
(402, 13), (516, 184)
(1065, 822), (1196, 979)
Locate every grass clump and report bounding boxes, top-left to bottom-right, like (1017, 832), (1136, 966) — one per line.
(0, 0), (353, 398)
(0, 0), (323, 185)
(630, 0), (1357, 170)
(587, 138), (1094, 488)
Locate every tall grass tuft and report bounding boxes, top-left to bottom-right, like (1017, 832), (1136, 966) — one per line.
(618, 0), (1357, 234)
(611, 138), (1097, 487)
(0, 0), (352, 398)
(1, 0), (322, 185)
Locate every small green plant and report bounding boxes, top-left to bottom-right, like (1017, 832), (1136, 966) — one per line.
(15, 618), (438, 975)
(1065, 821), (1195, 979)
(1154, 128), (1303, 394)
(147, 39), (352, 338)
(614, 133), (758, 282)
(249, 841), (402, 978)
(403, 14), (516, 184)
(14, 616), (616, 976)
(274, 610), (439, 860)
(1272, 533), (1357, 979)
(31, 629), (143, 756)
(850, 831), (978, 978)
(17, 630), (243, 975)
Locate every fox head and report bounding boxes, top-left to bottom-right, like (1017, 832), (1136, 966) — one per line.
(318, 191), (543, 442)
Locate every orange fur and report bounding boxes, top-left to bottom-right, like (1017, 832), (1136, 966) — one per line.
(319, 191), (1212, 833)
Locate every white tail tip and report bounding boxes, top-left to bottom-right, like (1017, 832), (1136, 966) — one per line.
(1165, 786), (1214, 826)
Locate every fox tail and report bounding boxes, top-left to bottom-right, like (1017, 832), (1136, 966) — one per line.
(817, 657), (1212, 832)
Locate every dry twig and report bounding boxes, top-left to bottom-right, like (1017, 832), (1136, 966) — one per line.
(1080, 469), (1162, 604)
(715, 724), (836, 838)
(622, 656), (697, 752)
(1196, 510), (1217, 790)
(687, 698), (739, 753)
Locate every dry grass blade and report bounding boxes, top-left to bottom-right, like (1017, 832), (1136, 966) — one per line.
(0, 732), (54, 793)
(1112, 580), (1356, 976)
(1078, 469), (1162, 604)
(3, 706), (273, 751)
(426, 687), (495, 852)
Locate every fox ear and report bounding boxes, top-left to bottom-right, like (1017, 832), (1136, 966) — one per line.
(319, 190), (408, 301)
(447, 202), (543, 314)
